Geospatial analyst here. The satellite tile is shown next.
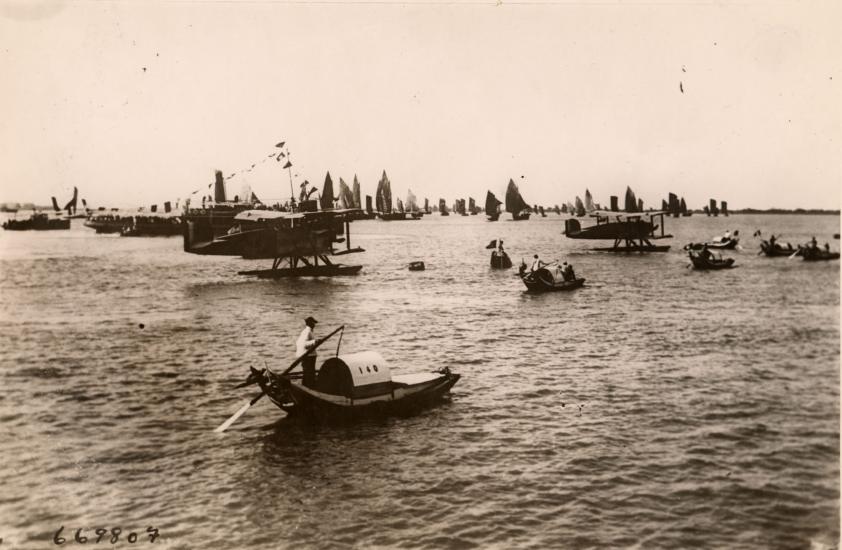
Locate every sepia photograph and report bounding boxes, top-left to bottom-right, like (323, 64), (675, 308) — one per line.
(0, 0), (839, 548)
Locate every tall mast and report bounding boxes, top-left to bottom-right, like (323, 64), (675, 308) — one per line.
(285, 147), (294, 204)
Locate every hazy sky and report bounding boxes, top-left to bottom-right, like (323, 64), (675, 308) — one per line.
(1, 0), (839, 210)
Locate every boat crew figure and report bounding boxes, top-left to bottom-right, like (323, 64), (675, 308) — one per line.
(530, 254), (544, 272)
(296, 316), (318, 388)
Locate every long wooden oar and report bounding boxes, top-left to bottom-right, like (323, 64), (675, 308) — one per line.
(214, 325), (345, 433)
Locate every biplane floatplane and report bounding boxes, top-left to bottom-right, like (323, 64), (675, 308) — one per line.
(563, 188), (672, 252)
(183, 167), (365, 278)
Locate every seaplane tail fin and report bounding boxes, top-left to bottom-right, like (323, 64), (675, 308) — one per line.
(51, 197), (61, 212)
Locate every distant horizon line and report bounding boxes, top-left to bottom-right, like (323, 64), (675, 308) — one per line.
(1, 201), (839, 216)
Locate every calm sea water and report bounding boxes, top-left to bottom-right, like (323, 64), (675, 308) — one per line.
(0, 213), (838, 549)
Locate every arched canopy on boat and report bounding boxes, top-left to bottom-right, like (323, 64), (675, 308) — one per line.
(316, 352), (392, 398)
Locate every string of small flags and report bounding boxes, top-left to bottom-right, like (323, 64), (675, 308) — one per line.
(187, 140), (292, 197)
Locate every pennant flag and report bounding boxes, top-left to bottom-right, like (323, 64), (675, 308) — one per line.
(275, 141), (285, 148)
(283, 161), (292, 169)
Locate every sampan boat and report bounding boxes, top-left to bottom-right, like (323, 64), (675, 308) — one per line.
(759, 240), (795, 257)
(490, 250), (512, 269)
(689, 250), (735, 270)
(520, 266), (585, 292)
(245, 352), (460, 421)
(800, 248), (840, 262)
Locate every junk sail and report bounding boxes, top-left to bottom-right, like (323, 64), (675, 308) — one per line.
(439, 198), (449, 215)
(505, 179), (531, 220)
(406, 190), (419, 212)
(468, 197), (476, 215)
(584, 189), (595, 212)
(338, 178), (355, 209)
(679, 197), (688, 215)
(624, 186), (638, 212)
(485, 191), (502, 221)
(574, 196), (586, 217)
(376, 171), (392, 213)
(668, 193), (679, 216)
(352, 176), (361, 209)
(320, 172), (335, 210)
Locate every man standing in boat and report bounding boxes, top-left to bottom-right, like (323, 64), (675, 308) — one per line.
(296, 316), (318, 387)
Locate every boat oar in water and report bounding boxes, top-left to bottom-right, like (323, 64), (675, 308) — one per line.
(214, 324), (345, 433)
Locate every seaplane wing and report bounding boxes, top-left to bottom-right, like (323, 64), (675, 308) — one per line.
(588, 210), (668, 220)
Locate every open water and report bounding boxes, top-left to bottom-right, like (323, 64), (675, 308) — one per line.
(0, 213), (838, 549)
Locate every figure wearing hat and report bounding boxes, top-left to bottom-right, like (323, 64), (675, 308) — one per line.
(296, 316), (318, 387)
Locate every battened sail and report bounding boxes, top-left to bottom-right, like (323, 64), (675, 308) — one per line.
(214, 170), (227, 203)
(485, 191), (501, 215)
(505, 180), (530, 216)
(624, 187), (638, 212)
(709, 199), (719, 216)
(584, 189), (595, 212)
(338, 178), (355, 209)
(668, 193), (679, 215)
(574, 196), (586, 217)
(406, 189), (419, 212)
(468, 197), (476, 214)
(396, 198), (405, 213)
(352, 176), (361, 208)
(679, 197), (687, 214)
(424, 198), (430, 213)
(438, 198), (449, 214)
(320, 172), (335, 210)
(376, 171), (392, 213)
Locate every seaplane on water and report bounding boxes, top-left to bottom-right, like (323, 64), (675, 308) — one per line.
(563, 187), (672, 253)
(183, 164), (365, 278)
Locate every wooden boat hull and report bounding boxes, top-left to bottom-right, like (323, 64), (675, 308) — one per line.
(802, 251), (840, 262)
(260, 371), (460, 421)
(490, 251), (512, 269)
(689, 253), (735, 270)
(705, 238), (739, 250)
(521, 270), (585, 292)
(510, 212), (530, 221)
(486, 213), (500, 221)
(759, 241), (795, 257)
(2, 217), (70, 230)
(408, 261), (425, 271)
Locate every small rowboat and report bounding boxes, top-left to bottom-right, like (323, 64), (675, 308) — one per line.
(689, 250), (735, 270)
(490, 250), (512, 269)
(520, 267), (585, 292)
(408, 261), (426, 271)
(685, 236), (739, 251)
(759, 240), (796, 257)
(801, 249), (840, 262)
(245, 352), (459, 421)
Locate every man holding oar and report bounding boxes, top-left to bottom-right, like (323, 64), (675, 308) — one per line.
(296, 316), (318, 388)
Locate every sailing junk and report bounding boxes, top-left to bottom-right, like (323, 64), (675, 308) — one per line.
(352, 176), (362, 209)
(505, 179), (531, 220)
(610, 196), (619, 212)
(320, 172), (336, 210)
(624, 187), (638, 212)
(439, 198), (449, 216)
(338, 178), (355, 209)
(376, 171), (392, 214)
(584, 189), (595, 213)
(709, 199), (719, 216)
(574, 196), (586, 217)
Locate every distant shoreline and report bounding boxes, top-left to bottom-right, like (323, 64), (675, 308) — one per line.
(728, 209), (840, 215)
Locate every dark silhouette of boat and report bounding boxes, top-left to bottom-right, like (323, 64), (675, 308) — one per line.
(241, 350), (459, 421)
(2, 212), (70, 231)
(490, 251), (512, 269)
(439, 198), (449, 216)
(408, 261), (425, 271)
(120, 214), (183, 237)
(759, 239), (795, 257)
(505, 179), (531, 220)
(799, 247), (840, 261)
(485, 191), (502, 221)
(686, 231), (740, 250)
(689, 250), (735, 269)
(520, 266), (585, 292)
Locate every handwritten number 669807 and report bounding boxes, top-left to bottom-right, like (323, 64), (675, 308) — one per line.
(53, 526), (159, 544)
